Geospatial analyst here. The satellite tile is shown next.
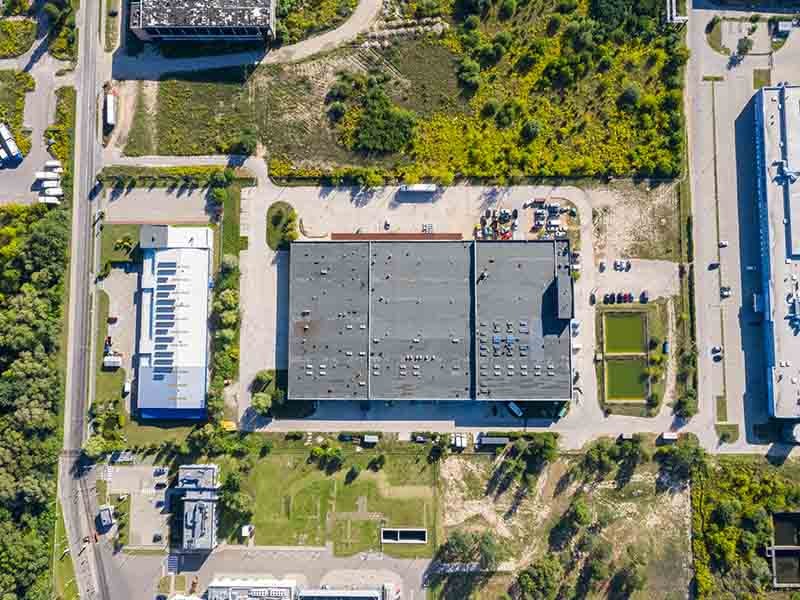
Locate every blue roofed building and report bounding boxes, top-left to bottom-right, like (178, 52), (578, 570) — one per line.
(137, 225), (213, 420)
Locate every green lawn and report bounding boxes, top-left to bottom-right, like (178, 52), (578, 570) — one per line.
(606, 358), (648, 401)
(604, 313), (646, 354)
(222, 185), (246, 255)
(706, 18), (730, 55)
(266, 201), (296, 250)
(53, 501), (80, 600)
(236, 449), (437, 556)
(277, 0), (358, 45)
(753, 68), (771, 90)
(100, 223), (140, 264)
(112, 494), (131, 547)
(104, 0), (119, 52)
(0, 18), (36, 58)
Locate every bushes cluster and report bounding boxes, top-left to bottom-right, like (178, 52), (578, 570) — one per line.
(692, 459), (800, 598)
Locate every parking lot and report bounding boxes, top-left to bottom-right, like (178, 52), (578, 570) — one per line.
(594, 258), (680, 305)
(104, 185), (213, 224)
(106, 465), (170, 549)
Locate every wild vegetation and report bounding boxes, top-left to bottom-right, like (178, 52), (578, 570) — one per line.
(0, 70), (35, 156)
(275, 0), (358, 44)
(0, 18), (36, 58)
(126, 0), (686, 182)
(434, 434), (692, 599)
(0, 89), (74, 600)
(692, 457), (800, 599)
(45, 0), (78, 61)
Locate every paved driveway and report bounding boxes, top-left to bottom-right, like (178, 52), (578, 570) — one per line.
(594, 259), (680, 301)
(104, 185), (212, 224)
(179, 546), (429, 600)
(101, 268), (138, 392)
(106, 465), (169, 550)
(0, 35), (73, 205)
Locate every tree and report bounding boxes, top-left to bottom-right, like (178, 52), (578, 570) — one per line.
(477, 531), (501, 570)
(443, 530), (475, 562)
(346, 464), (361, 483)
(252, 369), (273, 392)
(236, 127), (258, 155)
(521, 120), (541, 143)
(328, 101), (346, 122)
(210, 187), (228, 207)
(222, 489), (254, 520)
(518, 555), (563, 600)
(737, 36), (753, 55)
(369, 453), (386, 471)
(221, 254), (239, 273)
(83, 435), (109, 460)
(457, 57), (481, 89)
(251, 392), (272, 416)
(619, 83), (642, 109)
(43, 2), (63, 21)
(499, 0), (516, 18)
(354, 88), (416, 154)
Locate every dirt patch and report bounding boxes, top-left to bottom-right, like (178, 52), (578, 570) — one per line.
(591, 182), (680, 262)
(107, 80), (138, 152)
(438, 456), (692, 597)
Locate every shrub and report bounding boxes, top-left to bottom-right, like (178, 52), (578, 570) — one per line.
(464, 14), (481, 30)
(737, 36), (753, 55)
(457, 57), (481, 89)
(481, 98), (500, 117)
(354, 88), (416, 154)
(499, 0), (516, 18)
(521, 120), (541, 143)
(618, 83), (642, 109)
(518, 555), (562, 600)
(328, 101), (346, 122)
(547, 14), (562, 35)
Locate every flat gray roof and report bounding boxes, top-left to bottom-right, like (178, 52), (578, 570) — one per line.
(178, 464), (219, 552)
(475, 241), (572, 401)
(288, 240), (573, 402)
(133, 0), (273, 28)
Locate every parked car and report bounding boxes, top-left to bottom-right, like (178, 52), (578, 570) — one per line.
(625, 260), (632, 271)
(152, 533), (163, 543)
(721, 286), (732, 298)
(589, 292), (596, 305)
(616, 292), (624, 303)
(709, 262), (720, 270)
(153, 467), (166, 477)
(603, 293), (611, 304)
(719, 240), (729, 248)
(640, 290), (649, 303)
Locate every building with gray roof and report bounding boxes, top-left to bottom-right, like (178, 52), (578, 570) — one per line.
(756, 84), (800, 419)
(177, 464), (220, 552)
(130, 0), (275, 42)
(288, 240), (573, 403)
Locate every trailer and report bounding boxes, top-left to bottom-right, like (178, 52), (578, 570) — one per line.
(44, 159), (62, 169)
(0, 123), (22, 162)
(399, 183), (437, 193)
(104, 93), (116, 128)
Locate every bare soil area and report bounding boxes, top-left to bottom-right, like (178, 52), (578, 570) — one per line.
(591, 181), (680, 263)
(437, 454), (691, 600)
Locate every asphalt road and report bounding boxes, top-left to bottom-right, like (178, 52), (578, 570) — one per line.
(59, 0), (122, 598)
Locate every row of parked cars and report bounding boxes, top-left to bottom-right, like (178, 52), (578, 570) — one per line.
(591, 290), (649, 305)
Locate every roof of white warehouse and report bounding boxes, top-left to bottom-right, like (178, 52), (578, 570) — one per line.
(137, 225), (213, 419)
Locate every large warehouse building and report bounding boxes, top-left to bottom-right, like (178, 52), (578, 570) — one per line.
(755, 84), (800, 419)
(130, 0), (275, 42)
(137, 225), (213, 420)
(288, 240), (574, 403)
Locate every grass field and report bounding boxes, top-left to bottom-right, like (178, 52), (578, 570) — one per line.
(94, 290), (126, 409)
(0, 18), (36, 58)
(606, 358), (648, 401)
(604, 313), (646, 354)
(753, 68), (771, 90)
(229, 447), (437, 557)
(104, 0), (119, 52)
(53, 501), (80, 600)
(436, 453), (691, 599)
(100, 223), (140, 264)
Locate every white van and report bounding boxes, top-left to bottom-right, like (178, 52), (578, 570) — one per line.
(507, 401), (523, 418)
(38, 196), (61, 205)
(43, 187), (63, 197)
(34, 171), (60, 180)
(41, 180), (60, 189)
(44, 160), (62, 169)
